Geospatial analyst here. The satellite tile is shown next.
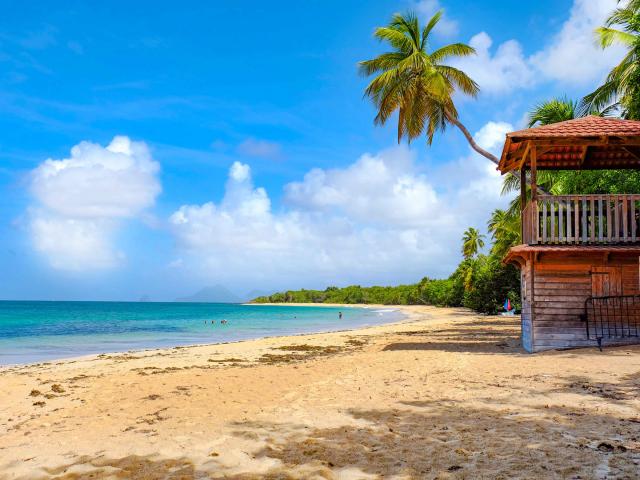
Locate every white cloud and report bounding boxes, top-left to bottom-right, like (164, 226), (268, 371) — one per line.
(452, 32), (534, 94)
(28, 136), (161, 271)
(284, 148), (443, 227)
(169, 125), (510, 288)
(413, 0), (458, 37)
(448, 0), (624, 94)
(473, 121), (513, 152)
(237, 138), (282, 159)
(530, 0), (625, 84)
(29, 214), (122, 270)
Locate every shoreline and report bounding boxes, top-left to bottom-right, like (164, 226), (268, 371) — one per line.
(0, 304), (413, 369)
(2, 305), (639, 479)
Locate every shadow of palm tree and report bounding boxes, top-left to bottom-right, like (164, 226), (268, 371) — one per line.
(227, 402), (638, 479)
(385, 315), (523, 354)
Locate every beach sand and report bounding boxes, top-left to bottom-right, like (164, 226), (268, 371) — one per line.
(1, 305), (639, 479)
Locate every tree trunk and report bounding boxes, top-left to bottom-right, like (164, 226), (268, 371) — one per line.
(445, 111), (499, 164)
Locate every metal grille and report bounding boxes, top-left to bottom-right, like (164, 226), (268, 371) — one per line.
(584, 296), (640, 349)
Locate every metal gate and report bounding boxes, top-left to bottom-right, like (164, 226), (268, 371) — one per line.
(583, 295), (640, 350)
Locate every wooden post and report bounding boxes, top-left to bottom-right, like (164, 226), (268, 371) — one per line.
(520, 167), (527, 212)
(530, 143), (537, 201)
(530, 144), (538, 244)
(520, 166), (527, 241)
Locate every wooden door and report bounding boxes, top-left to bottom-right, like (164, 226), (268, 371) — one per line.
(591, 266), (622, 297)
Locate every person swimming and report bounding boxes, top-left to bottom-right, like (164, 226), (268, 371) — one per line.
(221, 319), (228, 325)
(338, 311), (343, 319)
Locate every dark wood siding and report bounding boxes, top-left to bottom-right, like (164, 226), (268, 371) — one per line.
(530, 252), (640, 351)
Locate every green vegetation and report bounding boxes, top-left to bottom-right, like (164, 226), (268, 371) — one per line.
(359, 11), (499, 164)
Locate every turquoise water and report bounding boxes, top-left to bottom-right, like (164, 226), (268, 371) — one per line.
(0, 301), (404, 365)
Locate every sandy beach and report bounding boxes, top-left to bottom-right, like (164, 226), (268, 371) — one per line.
(1, 305), (639, 479)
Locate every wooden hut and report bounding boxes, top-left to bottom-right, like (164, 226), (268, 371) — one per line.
(498, 116), (640, 352)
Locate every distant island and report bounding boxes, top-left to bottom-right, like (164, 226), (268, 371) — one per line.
(177, 286), (273, 304)
(176, 285), (241, 303)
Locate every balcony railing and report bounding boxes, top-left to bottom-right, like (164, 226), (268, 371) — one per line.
(523, 194), (640, 245)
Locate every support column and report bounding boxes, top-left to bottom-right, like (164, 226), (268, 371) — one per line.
(520, 166), (527, 241)
(530, 144), (537, 201)
(530, 144), (538, 245)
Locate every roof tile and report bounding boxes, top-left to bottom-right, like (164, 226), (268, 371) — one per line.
(508, 116), (640, 139)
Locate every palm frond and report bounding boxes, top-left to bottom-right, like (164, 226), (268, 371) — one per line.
(436, 65), (479, 96)
(431, 43), (476, 62)
(527, 97), (576, 127)
(596, 26), (636, 48)
(580, 79), (621, 116)
(373, 26), (413, 53)
(421, 10), (443, 48)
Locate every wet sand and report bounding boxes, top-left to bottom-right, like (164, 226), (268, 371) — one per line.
(1, 305), (639, 479)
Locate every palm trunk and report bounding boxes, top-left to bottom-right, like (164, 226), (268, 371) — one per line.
(445, 111), (550, 195)
(445, 112), (499, 164)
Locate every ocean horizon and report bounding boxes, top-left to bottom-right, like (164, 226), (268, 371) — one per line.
(0, 301), (404, 365)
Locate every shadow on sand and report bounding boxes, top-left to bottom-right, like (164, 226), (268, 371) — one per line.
(384, 315), (524, 355)
(37, 395), (640, 479)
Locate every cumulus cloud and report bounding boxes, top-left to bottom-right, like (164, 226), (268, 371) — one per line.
(29, 215), (122, 271)
(284, 148), (443, 227)
(452, 32), (534, 94)
(169, 125), (510, 288)
(473, 121), (513, 152)
(449, 0), (623, 94)
(530, 0), (625, 84)
(28, 136), (161, 271)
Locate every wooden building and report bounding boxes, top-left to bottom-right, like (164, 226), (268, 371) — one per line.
(498, 116), (640, 352)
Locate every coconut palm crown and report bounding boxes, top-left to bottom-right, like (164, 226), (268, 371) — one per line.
(359, 11), (499, 163)
(461, 227), (485, 260)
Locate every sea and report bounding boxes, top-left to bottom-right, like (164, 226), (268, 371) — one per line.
(0, 301), (405, 365)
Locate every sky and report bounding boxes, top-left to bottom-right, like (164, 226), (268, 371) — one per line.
(0, 0), (627, 301)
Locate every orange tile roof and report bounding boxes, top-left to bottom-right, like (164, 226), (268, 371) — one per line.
(498, 116), (640, 173)
(508, 116), (640, 139)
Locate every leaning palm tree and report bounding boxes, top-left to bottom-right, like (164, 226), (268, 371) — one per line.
(461, 227), (485, 259)
(581, 1), (640, 118)
(359, 11), (499, 164)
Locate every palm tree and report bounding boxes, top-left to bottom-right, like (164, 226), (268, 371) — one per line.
(487, 209), (520, 258)
(461, 227), (485, 259)
(527, 97), (577, 127)
(581, 1), (640, 118)
(359, 11), (499, 164)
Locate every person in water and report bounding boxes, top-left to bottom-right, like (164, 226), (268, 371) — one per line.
(221, 319), (228, 325)
(338, 311), (343, 319)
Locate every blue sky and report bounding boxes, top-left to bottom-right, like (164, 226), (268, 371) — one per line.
(0, 0), (625, 300)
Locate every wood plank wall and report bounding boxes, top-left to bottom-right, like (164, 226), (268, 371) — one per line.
(521, 260), (533, 352)
(531, 252), (640, 351)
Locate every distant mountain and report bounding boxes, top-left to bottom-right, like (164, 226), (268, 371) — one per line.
(176, 285), (241, 303)
(244, 289), (272, 302)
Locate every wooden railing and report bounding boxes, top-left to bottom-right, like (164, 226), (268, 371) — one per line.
(523, 194), (640, 245)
